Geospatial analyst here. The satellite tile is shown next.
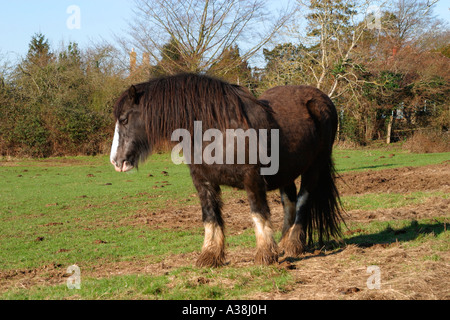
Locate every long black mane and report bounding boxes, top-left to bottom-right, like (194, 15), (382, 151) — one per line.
(114, 73), (273, 149)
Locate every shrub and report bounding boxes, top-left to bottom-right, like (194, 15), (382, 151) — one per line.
(402, 130), (450, 153)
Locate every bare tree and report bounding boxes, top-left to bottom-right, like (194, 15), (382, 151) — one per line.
(383, 0), (440, 47)
(121, 0), (293, 75)
(286, 0), (386, 99)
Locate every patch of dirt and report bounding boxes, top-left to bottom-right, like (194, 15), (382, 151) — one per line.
(337, 162), (450, 195)
(249, 242), (450, 300)
(0, 253), (197, 293)
(0, 263), (68, 292)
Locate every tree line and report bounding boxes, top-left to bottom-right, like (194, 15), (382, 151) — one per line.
(0, 0), (448, 157)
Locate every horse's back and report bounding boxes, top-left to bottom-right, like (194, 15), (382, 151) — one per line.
(259, 85), (338, 190)
(260, 85), (337, 129)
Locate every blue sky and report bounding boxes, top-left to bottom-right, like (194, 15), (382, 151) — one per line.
(1, 0), (449, 63)
(0, 0), (133, 60)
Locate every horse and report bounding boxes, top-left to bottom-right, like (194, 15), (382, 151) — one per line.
(110, 73), (344, 267)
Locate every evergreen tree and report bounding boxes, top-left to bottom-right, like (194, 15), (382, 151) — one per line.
(25, 33), (54, 68)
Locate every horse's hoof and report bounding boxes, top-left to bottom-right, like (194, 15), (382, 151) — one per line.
(281, 243), (305, 257)
(279, 225), (306, 257)
(255, 248), (279, 265)
(279, 238), (306, 257)
(196, 250), (226, 268)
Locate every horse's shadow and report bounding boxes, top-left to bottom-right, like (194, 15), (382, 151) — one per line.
(344, 220), (446, 247)
(281, 220), (447, 263)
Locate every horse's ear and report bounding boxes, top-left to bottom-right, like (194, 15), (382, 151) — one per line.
(128, 85), (138, 103)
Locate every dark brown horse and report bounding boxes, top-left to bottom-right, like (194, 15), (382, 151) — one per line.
(110, 73), (343, 267)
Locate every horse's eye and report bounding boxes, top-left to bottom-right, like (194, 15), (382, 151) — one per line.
(120, 118), (128, 125)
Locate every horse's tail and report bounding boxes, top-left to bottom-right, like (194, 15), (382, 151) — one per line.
(303, 98), (344, 246)
(304, 155), (344, 246)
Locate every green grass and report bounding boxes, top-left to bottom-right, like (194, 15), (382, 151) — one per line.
(334, 148), (449, 172)
(1, 153), (196, 218)
(1, 147), (449, 299)
(342, 190), (449, 211)
(1, 153), (201, 271)
(1, 226), (204, 270)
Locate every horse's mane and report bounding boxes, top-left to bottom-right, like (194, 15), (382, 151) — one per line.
(115, 73), (273, 149)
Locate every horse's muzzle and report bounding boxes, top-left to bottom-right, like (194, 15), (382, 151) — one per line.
(111, 160), (134, 172)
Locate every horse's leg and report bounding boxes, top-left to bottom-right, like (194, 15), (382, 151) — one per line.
(281, 172), (317, 257)
(278, 182), (297, 252)
(193, 178), (226, 268)
(280, 183), (297, 237)
(244, 173), (278, 265)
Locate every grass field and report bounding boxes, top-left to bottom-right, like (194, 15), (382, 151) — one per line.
(0, 147), (449, 300)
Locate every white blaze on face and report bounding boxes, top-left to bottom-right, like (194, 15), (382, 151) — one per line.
(110, 121), (120, 165)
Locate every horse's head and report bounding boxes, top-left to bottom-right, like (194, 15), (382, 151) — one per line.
(110, 85), (149, 172)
